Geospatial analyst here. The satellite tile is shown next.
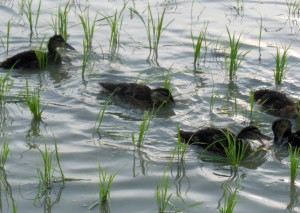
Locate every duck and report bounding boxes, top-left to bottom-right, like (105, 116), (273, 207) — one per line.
(272, 118), (300, 147)
(99, 82), (175, 108)
(179, 125), (271, 155)
(0, 35), (75, 69)
(254, 89), (299, 119)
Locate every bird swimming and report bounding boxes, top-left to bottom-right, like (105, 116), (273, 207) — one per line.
(272, 118), (300, 147)
(99, 82), (175, 108)
(0, 35), (75, 69)
(179, 125), (270, 155)
(254, 89), (299, 119)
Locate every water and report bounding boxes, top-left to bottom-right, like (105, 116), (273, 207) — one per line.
(0, 0), (300, 212)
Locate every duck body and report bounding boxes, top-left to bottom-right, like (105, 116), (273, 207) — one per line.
(254, 89), (298, 118)
(99, 82), (175, 108)
(0, 35), (75, 69)
(179, 126), (269, 155)
(272, 118), (300, 147)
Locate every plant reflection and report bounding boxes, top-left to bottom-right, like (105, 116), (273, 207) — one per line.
(287, 182), (299, 212)
(0, 169), (18, 213)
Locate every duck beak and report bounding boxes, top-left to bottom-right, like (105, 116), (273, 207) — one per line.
(64, 42), (75, 50)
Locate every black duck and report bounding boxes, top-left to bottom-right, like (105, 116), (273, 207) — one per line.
(99, 82), (175, 108)
(0, 35), (75, 69)
(254, 89), (299, 119)
(272, 118), (300, 147)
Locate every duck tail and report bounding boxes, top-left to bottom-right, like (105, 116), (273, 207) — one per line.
(178, 130), (194, 144)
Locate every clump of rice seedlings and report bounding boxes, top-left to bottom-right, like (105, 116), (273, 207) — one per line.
(98, 164), (122, 209)
(132, 110), (151, 148)
(24, 79), (46, 120)
(19, 0), (42, 35)
(219, 182), (239, 213)
(50, 1), (71, 40)
(155, 167), (174, 213)
(191, 24), (208, 69)
(0, 66), (14, 106)
(289, 145), (300, 183)
(131, 3), (174, 62)
(79, 8), (97, 51)
(172, 125), (189, 161)
(221, 131), (249, 171)
(34, 37), (48, 70)
(163, 69), (172, 91)
(225, 27), (251, 81)
(274, 44), (290, 85)
(0, 136), (10, 169)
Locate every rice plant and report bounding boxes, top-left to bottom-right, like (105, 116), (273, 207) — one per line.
(221, 131), (249, 171)
(94, 95), (112, 133)
(79, 8), (97, 51)
(191, 24), (208, 69)
(24, 79), (46, 120)
(0, 136), (10, 169)
(289, 145), (300, 183)
(131, 3), (174, 62)
(225, 27), (251, 81)
(132, 110), (151, 148)
(274, 44), (290, 85)
(258, 15), (263, 61)
(163, 69), (172, 92)
(210, 93), (216, 113)
(6, 20), (11, 55)
(98, 164), (121, 207)
(286, 0), (300, 18)
(172, 125), (189, 161)
(19, 0), (42, 35)
(34, 37), (48, 69)
(155, 168), (174, 213)
(219, 183), (239, 213)
(0, 66), (14, 106)
(50, 1), (71, 40)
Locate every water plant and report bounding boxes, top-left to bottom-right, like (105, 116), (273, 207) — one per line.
(249, 89), (255, 121)
(34, 37), (48, 69)
(274, 44), (290, 85)
(131, 3), (174, 62)
(94, 95), (112, 134)
(6, 20), (11, 55)
(0, 136), (10, 169)
(24, 79), (46, 120)
(289, 144), (300, 183)
(19, 0), (42, 35)
(0, 66), (14, 106)
(191, 24), (208, 69)
(98, 164), (122, 208)
(286, 0), (300, 18)
(172, 125), (189, 161)
(225, 27), (251, 81)
(50, 1), (71, 40)
(155, 168), (174, 213)
(221, 131), (249, 171)
(132, 110), (151, 148)
(219, 182), (239, 213)
(79, 8), (97, 51)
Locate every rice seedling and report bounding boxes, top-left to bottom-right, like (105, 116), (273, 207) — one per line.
(19, 0), (42, 35)
(0, 66), (14, 106)
(50, 1), (71, 40)
(274, 44), (290, 85)
(94, 94), (112, 134)
(6, 20), (11, 55)
(24, 79), (46, 120)
(219, 182), (239, 213)
(163, 69), (172, 92)
(98, 164), (122, 207)
(155, 167), (174, 213)
(191, 24), (208, 69)
(172, 125), (189, 161)
(221, 131), (249, 171)
(289, 144), (300, 183)
(132, 110), (151, 148)
(34, 37), (48, 70)
(0, 136), (10, 169)
(258, 15), (263, 61)
(79, 8), (97, 51)
(210, 93), (216, 113)
(225, 27), (251, 81)
(131, 3), (174, 62)
(286, 0), (300, 18)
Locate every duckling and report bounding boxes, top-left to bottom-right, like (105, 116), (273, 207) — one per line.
(272, 118), (300, 147)
(99, 82), (175, 108)
(0, 35), (75, 69)
(254, 89), (299, 119)
(179, 126), (270, 155)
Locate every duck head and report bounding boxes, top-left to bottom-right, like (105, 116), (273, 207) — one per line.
(47, 35), (75, 53)
(272, 119), (292, 145)
(151, 88), (175, 106)
(237, 126), (271, 145)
